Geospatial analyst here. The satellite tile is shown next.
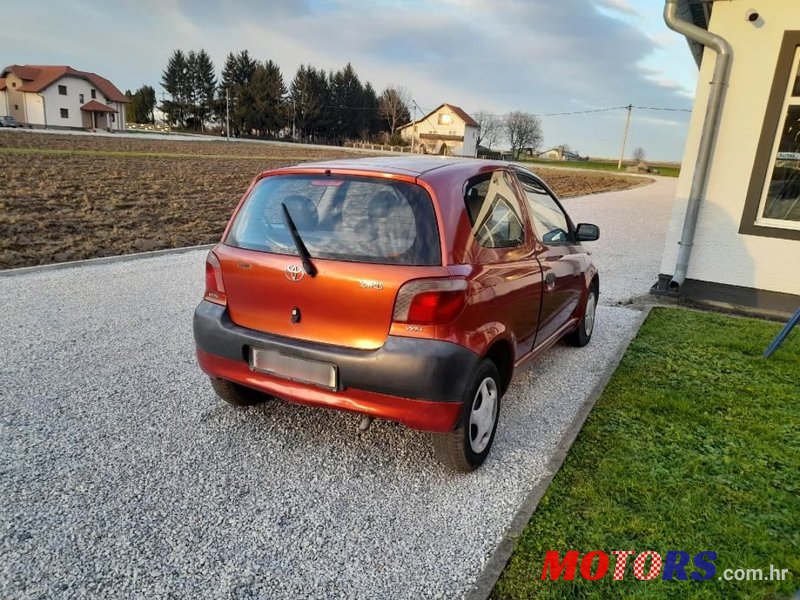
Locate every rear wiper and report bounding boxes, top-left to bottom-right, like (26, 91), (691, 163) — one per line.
(281, 203), (317, 277)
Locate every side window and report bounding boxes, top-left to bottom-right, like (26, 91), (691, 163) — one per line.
(517, 174), (571, 244)
(464, 171), (525, 248)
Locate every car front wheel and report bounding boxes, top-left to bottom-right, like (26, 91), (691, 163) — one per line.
(433, 359), (501, 472)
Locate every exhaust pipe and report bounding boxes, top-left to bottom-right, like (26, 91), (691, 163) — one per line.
(663, 0), (732, 289)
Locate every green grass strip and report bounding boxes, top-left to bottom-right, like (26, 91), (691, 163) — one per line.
(493, 307), (799, 599)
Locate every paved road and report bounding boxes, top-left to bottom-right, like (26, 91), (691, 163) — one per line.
(0, 179), (675, 599)
(560, 176), (677, 306)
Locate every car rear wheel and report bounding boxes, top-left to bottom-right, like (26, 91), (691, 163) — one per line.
(209, 377), (271, 406)
(432, 359), (501, 472)
(565, 286), (597, 347)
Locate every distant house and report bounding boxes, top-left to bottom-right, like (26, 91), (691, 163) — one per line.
(654, 0), (799, 316)
(0, 65), (129, 131)
(399, 103), (480, 157)
(535, 146), (584, 161)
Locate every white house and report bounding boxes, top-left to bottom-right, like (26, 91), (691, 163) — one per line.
(0, 65), (128, 131)
(654, 0), (800, 316)
(399, 103), (479, 157)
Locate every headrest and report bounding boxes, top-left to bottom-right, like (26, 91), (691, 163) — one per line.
(367, 190), (403, 219)
(283, 194), (318, 230)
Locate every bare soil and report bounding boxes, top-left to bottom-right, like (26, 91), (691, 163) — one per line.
(0, 132), (643, 269)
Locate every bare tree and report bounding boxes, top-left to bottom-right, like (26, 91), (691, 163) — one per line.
(504, 111), (543, 160)
(473, 109), (501, 151)
(378, 86), (411, 137)
(632, 146), (646, 162)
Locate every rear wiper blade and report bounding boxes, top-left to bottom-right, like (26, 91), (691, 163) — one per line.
(281, 202), (317, 277)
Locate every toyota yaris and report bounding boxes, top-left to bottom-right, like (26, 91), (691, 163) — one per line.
(193, 156), (599, 471)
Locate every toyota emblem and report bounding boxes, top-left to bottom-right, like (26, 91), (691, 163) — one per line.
(285, 264), (304, 282)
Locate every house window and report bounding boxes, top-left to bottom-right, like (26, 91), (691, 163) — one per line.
(91, 89), (96, 99)
(11, 82), (16, 88)
(742, 34), (800, 241)
(438, 114), (453, 125)
(60, 108), (69, 119)
(58, 85), (67, 95)
(110, 113), (115, 122)
(79, 94), (84, 103)
(755, 47), (800, 229)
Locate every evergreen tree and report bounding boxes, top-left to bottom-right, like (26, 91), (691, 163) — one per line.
(126, 85), (157, 124)
(361, 82), (381, 140)
(218, 50), (257, 135)
(329, 63), (365, 141)
(190, 50), (216, 130)
(241, 60), (287, 137)
(289, 64), (331, 141)
(160, 49), (188, 127)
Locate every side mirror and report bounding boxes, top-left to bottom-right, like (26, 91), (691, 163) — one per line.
(575, 223), (600, 242)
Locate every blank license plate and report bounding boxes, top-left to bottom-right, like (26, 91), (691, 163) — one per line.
(249, 348), (338, 390)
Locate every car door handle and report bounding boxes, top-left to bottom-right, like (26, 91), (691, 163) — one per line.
(545, 273), (556, 291)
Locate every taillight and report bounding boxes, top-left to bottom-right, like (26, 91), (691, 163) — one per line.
(393, 278), (468, 325)
(204, 251), (227, 306)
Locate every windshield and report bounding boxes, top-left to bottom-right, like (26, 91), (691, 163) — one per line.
(225, 174), (441, 266)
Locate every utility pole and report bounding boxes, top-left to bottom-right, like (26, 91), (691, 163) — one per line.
(617, 104), (632, 170)
(226, 87), (230, 142)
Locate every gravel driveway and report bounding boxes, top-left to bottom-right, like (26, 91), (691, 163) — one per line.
(1, 178), (675, 599)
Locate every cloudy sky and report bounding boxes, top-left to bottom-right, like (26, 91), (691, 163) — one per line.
(2, 0), (700, 160)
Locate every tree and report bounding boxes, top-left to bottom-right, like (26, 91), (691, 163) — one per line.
(189, 49), (216, 130)
(361, 82), (381, 140)
(473, 109), (501, 150)
(504, 111), (543, 159)
(378, 86), (411, 138)
(218, 50), (258, 135)
(160, 50), (189, 127)
(126, 85), (156, 124)
(632, 146), (646, 162)
(329, 63), (365, 141)
(289, 64), (329, 141)
(241, 60), (287, 137)
(289, 65), (329, 138)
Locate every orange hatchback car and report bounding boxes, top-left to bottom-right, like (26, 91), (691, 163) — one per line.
(193, 156), (599, 471)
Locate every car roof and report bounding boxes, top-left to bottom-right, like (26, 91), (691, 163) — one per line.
(279, 155), (514, 178)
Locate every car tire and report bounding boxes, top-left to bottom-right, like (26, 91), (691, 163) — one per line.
(209, 377), (271, 406)
(433, 359), (501, 472)
(565, 285), (597, 347)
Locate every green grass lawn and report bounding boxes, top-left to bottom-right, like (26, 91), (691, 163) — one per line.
(521, 158), (681, 178)
(493, 307), (799, 600)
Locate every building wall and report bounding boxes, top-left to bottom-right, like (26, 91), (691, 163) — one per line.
(38, 76), (126, 130)
(24, 93), (45, 126)
(660, 1), (800, 297)
(0, 90), (7, 116)
(4, 73), (28, 123)
(462, 125), (478, 157)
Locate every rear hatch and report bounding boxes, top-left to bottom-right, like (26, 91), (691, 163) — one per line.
(217, 173), (444, 350)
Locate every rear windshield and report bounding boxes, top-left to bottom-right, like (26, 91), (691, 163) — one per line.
(226, 174), (441, 266)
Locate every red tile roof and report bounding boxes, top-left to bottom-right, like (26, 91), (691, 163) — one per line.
(0, 78), (6, 91)
(80, 100), (118, 113)
(0, 65), (129, 103)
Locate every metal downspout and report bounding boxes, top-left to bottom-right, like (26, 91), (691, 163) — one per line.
(664, 0), (733, 289)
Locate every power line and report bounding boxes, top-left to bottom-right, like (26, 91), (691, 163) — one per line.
(464, 105), (691, 118)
